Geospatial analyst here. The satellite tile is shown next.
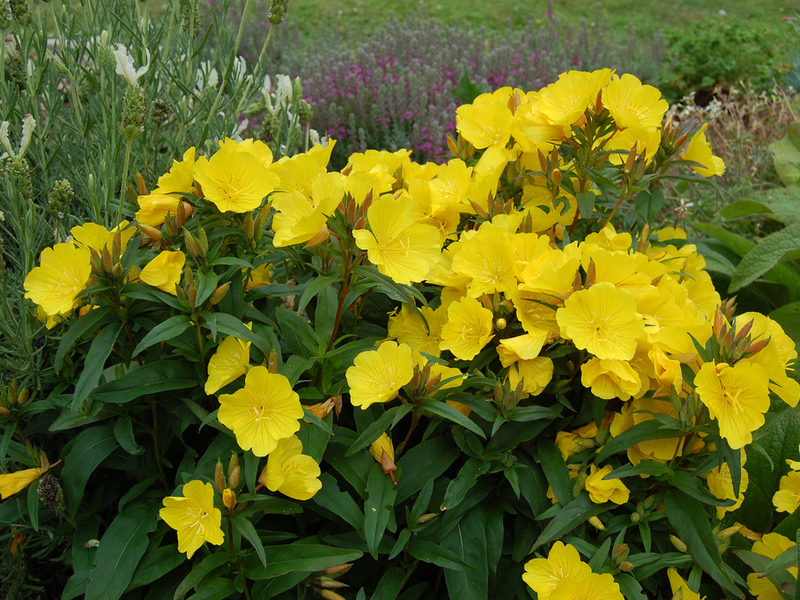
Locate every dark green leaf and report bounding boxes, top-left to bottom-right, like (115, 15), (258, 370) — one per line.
(407, 540), (474, 571)
(396, 438), (460, 504)
(132, 315), (192, 356)
(371, 567), (405, 600)
(231, 514), (267, 567)
(634, 189), (664, 226)
(184, 579), (236, 600)
(275, 306), (320, 357)
(72, 323), (123, 411)
(113, 417), (145, 455)
(62, 425), (117, 517)
(441, 458), (491, 511)
(420, 400), (486, 438)
(664, 489), (742, 597)
(730, 222), (800, 293)
(347, 404), (414, 457)
(55, 307), (115, 373)
(243, 542), (363, 579)
(537, 440), (573, 506)
(596, 419), (682, 462)
(615, 573), (647, 600)
(311, 473), (365, 534)
(364, 464), (398, 559)
(85, 500), (159, 600)
(440, 506), (488, 600)
(127, 544), (184, 591)
(297, 275), (340, 313)
(214, 313), (268, 356)
(174, 553), (232, 600)
(195, 269), (219, 308)
(90, 361), (198, 405)
(533, 493), (607, 549)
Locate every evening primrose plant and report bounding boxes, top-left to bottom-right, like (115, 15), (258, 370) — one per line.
(4, 67), (800, 600)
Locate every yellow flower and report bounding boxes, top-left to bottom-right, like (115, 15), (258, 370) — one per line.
(346, 341), (414, 409)
(681, 123), (725, 177)
(602, 73), (668, 130)
(353, 194), (441, 285)
(556, 282), (644, 360)
(667, 568), (704, 600)
(24, 243), (92, 317)
(159, 480), (224, 559)
(135, 193), (185, 227)
(387, 303), (447, 358)
(695, 361), (770, 450)
(549, 572), (624, 600)
(580, 358), (643, 401)
(258, 435), (322, 500)
(456, 88), (514, 150)
(522, 541), (592, 600)
(439, 296), (494, 361)
(71, 220), (135, 253)
(271, 172), (345, 247)
(452, 225), (518, 297)
(139, 250), (185, 295)
(585, 464), (630, 505)
(747, 533), (798, 600)
(153, 147), (196, 194)
(0, 467), (42, 500)
(537, 69), (614, 127)
(218, 366), (303, 456)
(773, 471), (800, 513)
(193, 143), (279, 213)
(368, 433), (398, 483)
(706, 460), (749, 519)
(205, 333), (251, 395)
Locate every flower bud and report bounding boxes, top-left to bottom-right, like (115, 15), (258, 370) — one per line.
(0, 407), (9, 417)
(244, 213), (255, 240)
(305, 225), (331, 248)
(670, 535), (687, 553)
(207, 283), (230, 306)
(16, 388), (28, 406)
(268, 350), (279, 374)
(314, 577), (348, 589)
(416, 513), (438, 523)
(587, 516), (605, 531)
(214, 459), (226, 492)
(319, 591), (346, 600)
(612, 543), (629, 563)
(323, 564), (352, 576)
(619, 561), (633, 572)
(495, 317), (507, 330)
(369, 434), (397, 484)
(551, 168), (562, 187)
(222, 488), (236, 510)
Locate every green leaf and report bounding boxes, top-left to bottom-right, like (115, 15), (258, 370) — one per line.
(195, 269), (219, 308)
(314, 285), (339, 352)
(440, 506), (489, 600)
(243, 542), (363, 579)
(85, 500), (159, 600)
(113, 417), (145, 455)
(90, 360), (198, 405)
(761, 546), (798, 578)
(720, 199), (774, 220)
(576, 192), (597, 218)
(769, 302), (800, 343)
(297, 275), (340, 313)
(346, 404), (414, 457)
(596, 419), (682, 462)
(730, 222), (800, 293)
(127, 544), (184, 592)
(634, 189), (664, 226)
(311, 473), (365, 534)
(71, 323), (123, 412)
(62, 425), (117, 517)
(441, 458), (491, 511)
(184, 579), (236, 600)
(352, 265), (427, 306)
(407, 540), (474, 571)
(214, 313), (268, 356)
(615, 573), (647, 600)
(533, 493), (607, 549)
(737, 406), (800, 532)
(769, 133), (800, 187)
(132, 315), (193, 356)
(174, 553), (232, 600)
(364, 464), (398, 559)
(420, 400), (486, 438)
(231, 514), (267, 567)
(275, 306), (320, 357)
(397, 437), (460, 504)
(663, 470), (735, 507)
(55, 307), (115, 373)
(453, 71), (488, 104)
(370, 567), (405, 600)
(536, 440), (573, 506)
(664, 489), (742, 597)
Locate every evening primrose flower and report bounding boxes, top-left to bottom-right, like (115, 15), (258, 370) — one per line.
(522, 541), (592, 600)
(773, 471), (800, 513)
(681, 123), (725, 177)
(152, 147), (196, 195)
(205, 332), (251, 395)
(585, 464), (630, 505)
(580, 358), (643, 401)
(706, 459), (749, 519)
(193, 143), (278, 213)
(747, 533), (798, 600)
(439, 296), (494, 361)
(139, 250), (185, 295)
(0, 467), (42, 500)
(135, 193), (186, 227)
(159, 480), (224, 559)
(556, 282), (644, 361)
(667, 568), (704, 600)
(259, 435), (322, 500)
(346, 341), (414, 409)
(272, 172), (345, 247)
(353, 194), (441, 285)
(218, 367), (303, 456)
(71, 220), (135, 253)
(601, 73), (669, 130)
(387, 303), (447, 358)
(695, 361), (770, 449)
(24, 243), (92, 317)
(452, 225), (518, 297)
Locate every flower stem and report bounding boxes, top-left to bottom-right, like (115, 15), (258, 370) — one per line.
(117, 137), (133, 226)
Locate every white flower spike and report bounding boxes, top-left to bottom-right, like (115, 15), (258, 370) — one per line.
(112, 43), (151, 87)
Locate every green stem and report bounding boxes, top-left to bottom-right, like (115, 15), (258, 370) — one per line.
(149, 398), (170, 490)
(227, 517), (253, 600)
(117, 137), (133, 226)
(395, 406), (420, 457)
(233, 23), (275, 118)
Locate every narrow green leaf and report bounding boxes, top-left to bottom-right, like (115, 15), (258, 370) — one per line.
(537, 440), (573, 506)
(243, 542), (363, 579)
(184, 579), (236, 600)
(730, 222), (800, 292)
(132, 315), (192, 356)
(310, 473), (365, 534)
(533, 493), (607, 549)
(195, 269), (219, 308)
(113, 417), (145, 455)
(440, 507), (489, 600)
(62, 426), (117, 517)
(174, 553), (232, 600)
(297, 275), (340, 313)
(420, 400), (486, 438)
(407, 540), (474, 571)
(90, 360), (198, 405)
(371, 567), (405, 600)
(231, 514), (267, 567)
(275, 306), (320, 358)
(214, 313), (268, 356)
(85, 500), (159, 600)
(597, 419), (682, 462)
(55, 307), (115, 373)
(346, 404), (414, 457)
(72, 323), (123, 412)
(720, 199), (774, 220)
(441, 458), (491, 511)
(364, 464), (398, 559)
(127, 545), (184, 592)
(664, 489), (742, 597)
(615, 573), (647, 600)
